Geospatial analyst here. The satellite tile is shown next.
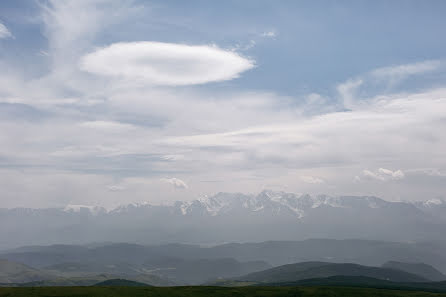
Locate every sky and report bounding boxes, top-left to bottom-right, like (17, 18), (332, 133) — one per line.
(0, 0), (446, 208)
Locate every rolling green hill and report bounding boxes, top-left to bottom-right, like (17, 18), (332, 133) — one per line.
(234, 261), (428, 283)
(382, 261), (446, 282)
(93, 279), (150, 286)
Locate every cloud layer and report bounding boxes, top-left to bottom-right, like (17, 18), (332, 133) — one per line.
(0, 0), (445, 208)
(80, 42), (254, 86)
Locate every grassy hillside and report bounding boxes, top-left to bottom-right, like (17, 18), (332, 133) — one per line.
(93, 279), (150, 286)
(1, 286), (446, 297)
(382, 261), (446, 281)
(236, 261), (427, 283)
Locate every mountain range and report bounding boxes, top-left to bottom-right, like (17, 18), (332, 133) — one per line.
(1, 190), (445, 249)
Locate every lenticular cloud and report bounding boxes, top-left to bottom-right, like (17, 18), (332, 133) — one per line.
(80, 41), (254, 86)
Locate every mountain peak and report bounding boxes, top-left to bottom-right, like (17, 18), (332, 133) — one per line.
(63, 204), (106, 215)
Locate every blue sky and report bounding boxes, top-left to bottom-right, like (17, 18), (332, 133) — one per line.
(0, 0), (446, 208)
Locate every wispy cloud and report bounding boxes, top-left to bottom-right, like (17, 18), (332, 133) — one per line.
(336, 79), (363, 109)
(371, 60), (441, 81)
(337, 60), (443, 110)
(361, 168), (405, 182)
(0, 21), (12, 39)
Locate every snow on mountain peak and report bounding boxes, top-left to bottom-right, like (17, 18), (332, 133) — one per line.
(175, 190), (380, 218)
(423, 198), (445, 207)
(63, 204), (105, 215)
(60, 191), (443, 219)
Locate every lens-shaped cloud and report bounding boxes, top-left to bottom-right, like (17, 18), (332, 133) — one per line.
(80, 41), (254, 86)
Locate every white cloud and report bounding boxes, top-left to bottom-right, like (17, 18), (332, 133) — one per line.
(80, 41), (254, 86)
(261, 30), (276, 38)
(362, 168), (405, 181)
(79, 120), (136, 132)
(107, 185), (126, 192)
(300, 176), (324, 184)
(161, 154), (185, 161)
(362, 170), (384, 181)
(161, 178), (189, 189)
(0, 22), (12, 39)
(337, 79), (363, 109)
(371, 60), (441, 81)
(378, 168), (405, 179)
(336, 60), (443, 110)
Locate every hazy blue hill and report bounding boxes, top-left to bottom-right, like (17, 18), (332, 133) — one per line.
(142, 258), (271, 285)
(383, 261), (446, 282)
(0, 260), (54, 284)
(0, 273), (172, 287)
(0, 243), (270, 285)
(202, 239), (446, 272)
(93, 279), (150, 287)
(3, 240), (446, 285)
(0, 258), (173, 287)
(4, 239), (446, 273)
(236, 262), (428, 283)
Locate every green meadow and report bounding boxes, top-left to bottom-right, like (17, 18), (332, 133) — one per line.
(1, 286), (446, 297)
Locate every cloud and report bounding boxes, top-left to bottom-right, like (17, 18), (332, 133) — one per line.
(80, 41), (254, 86)
(362, 168), (405, 181)
(337, 79), (363, 109)
(161, 177), (188, 189)
(406, 168), (446, 177)
(161, 154), (185, 161)
(300, 176), (324, 184)
(378, 168), (405, 179)
(79, 121), (136, 132)
(108, 185), (126, 192)
(371, 60), (441, 81)
(0, 22), (12, 39)
(336, 61), (443, 109)
(261, 30), (276, 38)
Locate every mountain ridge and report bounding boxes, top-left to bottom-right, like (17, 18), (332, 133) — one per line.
(3, 190), (445, 218)
(1, 191), (445, 249)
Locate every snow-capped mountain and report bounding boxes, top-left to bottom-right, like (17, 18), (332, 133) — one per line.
(1, 190), (445, 249)
(63, 204), (106, 215)
(54, 190), (445, 219)
(173, 190), (394, 218)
